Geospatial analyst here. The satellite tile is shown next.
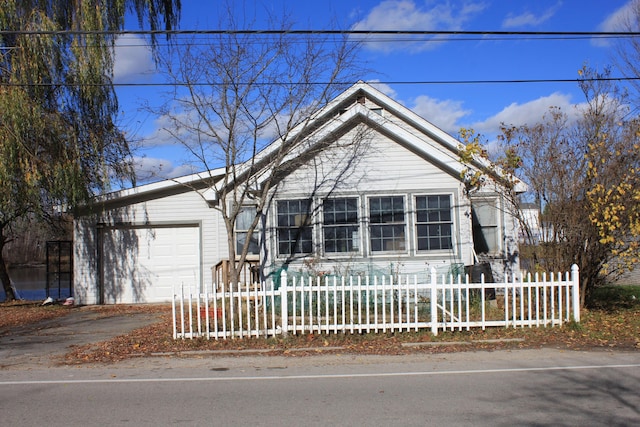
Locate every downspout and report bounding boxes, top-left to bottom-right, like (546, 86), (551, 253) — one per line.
(96, 223), (105, 305)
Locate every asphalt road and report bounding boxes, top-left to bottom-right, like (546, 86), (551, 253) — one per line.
(1, 349), (638, 426)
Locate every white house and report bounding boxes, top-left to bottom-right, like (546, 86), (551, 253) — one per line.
(73, 82), (524, 304)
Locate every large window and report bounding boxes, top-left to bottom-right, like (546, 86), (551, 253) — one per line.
(415, 195), (453, 251)
(369, 196), (406, 252)
(277, 199), (313, 256)
(471, 198), (500, 254)
(323, 198), (359, 253)
(235, 206), (260, 255)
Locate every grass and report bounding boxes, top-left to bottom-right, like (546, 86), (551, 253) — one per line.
(587, 284), (640, 311)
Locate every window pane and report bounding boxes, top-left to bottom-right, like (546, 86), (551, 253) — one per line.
(369, 196), (406, 252)
(415, 195), (453, 251)
(473, 200), (497, 225)
(277, 199), (313, 255)
(235, 206), (259, 255)
(323, 197), (359, 253)
(471, 198), (499, 254)
(236, 206), (256, 230)
(236, 231), (259, 254)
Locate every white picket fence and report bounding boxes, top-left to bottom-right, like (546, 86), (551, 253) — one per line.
(172, 265), (580, 340)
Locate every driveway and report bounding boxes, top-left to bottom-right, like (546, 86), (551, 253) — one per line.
(0, 306), (162, 369)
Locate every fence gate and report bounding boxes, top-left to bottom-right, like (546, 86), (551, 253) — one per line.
(46, 240), (73, 300)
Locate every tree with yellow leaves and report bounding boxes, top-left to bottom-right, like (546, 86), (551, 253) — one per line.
(465, 66), (640, 307)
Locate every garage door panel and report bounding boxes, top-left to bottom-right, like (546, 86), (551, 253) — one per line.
(103, 225), (201, 303)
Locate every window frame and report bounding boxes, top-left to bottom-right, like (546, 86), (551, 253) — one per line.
(322, 197), (361, 255)
(234, 205), (260, 257)
(471, 196), (501, 255)
(368, 195), (407, 254)
(414, 194), (454, 252)
(276, 198), (314, 257)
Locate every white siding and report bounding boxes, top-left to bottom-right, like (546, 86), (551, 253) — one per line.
(279, 128), (462, 194)
(263, 126), (476, 278)
(74, 189), (223, 304)
(73, 216), (100, 304)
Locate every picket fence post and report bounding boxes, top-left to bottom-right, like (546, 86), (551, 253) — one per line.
(571, 264), (580, 322)
(171, 283), (177, 339)
(280, 270), (289, 336)
(430, 267), (438, 336)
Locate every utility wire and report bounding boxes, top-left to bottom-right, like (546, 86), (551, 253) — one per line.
(0, 29), (639, 37)
(0, 29), (631, 50)
(2, 29), (635, 88)
(28, 34), (624, 49)
(3, 77), (640, 88)
(0, 36), (623, 52)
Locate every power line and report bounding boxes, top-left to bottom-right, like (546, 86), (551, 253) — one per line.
(2, 28), (631, 53)
(3, 76), (640, 88)
(88, 34), (627, 48)
(2, 29), (636, 88)
(0, 29), (639, 37)
(0, 35), (622, 52)
(1, 28), (631, 51)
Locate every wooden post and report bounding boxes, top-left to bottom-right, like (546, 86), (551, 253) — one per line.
(571, 264), (580, 322)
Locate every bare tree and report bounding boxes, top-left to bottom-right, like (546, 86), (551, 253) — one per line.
(497, 67), (640, 306)
(149, 6), (366, 287)
(613, 0), (640, 109)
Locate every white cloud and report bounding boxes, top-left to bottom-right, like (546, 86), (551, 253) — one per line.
(411, 95), (471, 133)
(132, 156), (197, 182)
(113, 34), (155, 83)
(352, 0), (487, 52)
(470, 92), (581, 134)
(140, 105), (222, 148)
(598, 1), (636, 31)
(367, 79), (398, 98)
(138, 105), (270, 168)
(502, 2), (562, 28)
(594, 1), (637, 47)
(140, 113), (186, 147)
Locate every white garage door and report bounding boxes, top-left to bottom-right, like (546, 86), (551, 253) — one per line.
(102, 224), (201, 304)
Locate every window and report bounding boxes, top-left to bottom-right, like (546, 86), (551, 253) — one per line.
(235, 206), (259, 255)
(323, 198), (359, 253)
(369, 196), (406, 252)
(277, 199), (313, 256)
(415, 195), (453, 251)
(471, 198), (500, 254)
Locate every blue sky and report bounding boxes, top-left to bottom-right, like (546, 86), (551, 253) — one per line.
(112, 0), (635, 183)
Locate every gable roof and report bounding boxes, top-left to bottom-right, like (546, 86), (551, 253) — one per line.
(93, 168), (225, 209)
(96, 80), (524, 207)
(250, 81), (468, 175)
(244, 80), (524, 192)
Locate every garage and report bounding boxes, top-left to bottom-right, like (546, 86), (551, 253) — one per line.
(100, 223), (201, 304)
